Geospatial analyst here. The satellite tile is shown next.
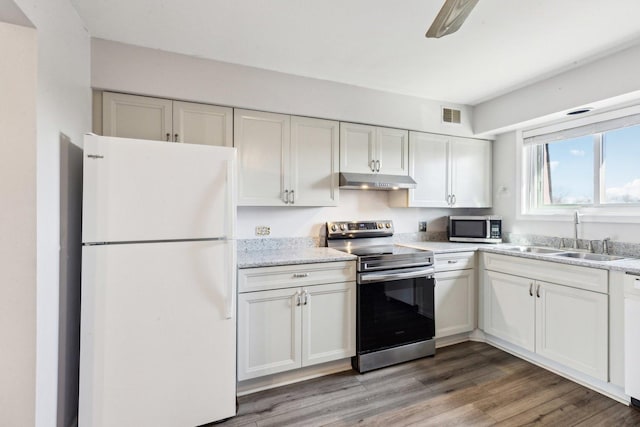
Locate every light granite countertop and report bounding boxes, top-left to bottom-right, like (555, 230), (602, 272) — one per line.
(237, 247), (357, 269)
(238, 240), (640, 274)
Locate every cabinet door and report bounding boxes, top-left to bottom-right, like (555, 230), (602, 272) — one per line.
(102, 92), (172, 141)
(339, 122), (376, 173)
(290, 116), (339, 206)
(234, 109), (290, 206)
(435, 269), (475, 338)
(483, 270), (535, 352)
(450, 137), (492, 207)
(172, 101), (232, 147)
(301, 282), (356, 367)
(535, 281), (608, 381)
(376, 127), (408, 175)
(237, 288), (301, 381)
(407, 131), (450, 207)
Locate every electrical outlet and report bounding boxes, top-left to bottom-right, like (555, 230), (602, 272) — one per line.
(419, 221), (427, 232)
(255, 226), (271, 236)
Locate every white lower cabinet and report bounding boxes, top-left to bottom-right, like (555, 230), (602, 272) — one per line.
(483, 253), (608, 381)
(237, 262), (356, 381)
(434, 252), (475, 338)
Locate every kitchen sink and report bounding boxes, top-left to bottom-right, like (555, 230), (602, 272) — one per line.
(503, 246), (563, 254)
(551, 252), (627, 262)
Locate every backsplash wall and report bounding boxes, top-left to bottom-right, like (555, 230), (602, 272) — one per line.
(237, 190), (489, 240)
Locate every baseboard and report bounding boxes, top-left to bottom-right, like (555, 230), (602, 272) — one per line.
(237, 358), (352, 396)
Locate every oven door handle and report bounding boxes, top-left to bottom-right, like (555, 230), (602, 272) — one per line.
(359, 267), (435, 284)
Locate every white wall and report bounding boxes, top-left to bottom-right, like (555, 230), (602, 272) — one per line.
(493, 131), (640, 243)
(237, 190), (487, 239)
(91, 38), (475, 137)
(13, 0), (91, 426)
(0, 20), (37, 427)
(474, 43), (640, 136)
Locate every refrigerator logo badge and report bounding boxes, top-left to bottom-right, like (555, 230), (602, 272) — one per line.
(87, 154), (104, 159)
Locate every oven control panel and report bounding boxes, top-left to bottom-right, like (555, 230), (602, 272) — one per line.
(326, 220), (394, 238)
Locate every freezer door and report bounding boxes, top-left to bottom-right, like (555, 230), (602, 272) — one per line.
(79, 240), (236, 427)
(82, 134), (237, 243)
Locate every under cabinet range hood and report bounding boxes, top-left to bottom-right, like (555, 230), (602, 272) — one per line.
(339, 172), (417, 190)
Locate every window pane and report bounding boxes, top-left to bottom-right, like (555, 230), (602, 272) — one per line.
(541, 136), (594, 205)
(603, 124), (640, 203)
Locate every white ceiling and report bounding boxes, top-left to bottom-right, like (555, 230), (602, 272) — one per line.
(70, 0), (640, 105)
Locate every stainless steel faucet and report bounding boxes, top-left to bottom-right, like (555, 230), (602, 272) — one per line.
(603, 237), (611, 255)
(573, 210), (581, 250)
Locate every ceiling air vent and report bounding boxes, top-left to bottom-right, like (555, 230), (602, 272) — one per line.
(442, 107), (462, 124)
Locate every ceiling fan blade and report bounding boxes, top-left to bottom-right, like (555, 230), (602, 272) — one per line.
(426, 0), (479, 38)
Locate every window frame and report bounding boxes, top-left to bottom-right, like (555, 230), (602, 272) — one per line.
(519, 105), (640, 223)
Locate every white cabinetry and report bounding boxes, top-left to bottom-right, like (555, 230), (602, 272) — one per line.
(235, 109), (339, 206)
(237, 261), (356, 381)
(483, 253), (608, 381)
(390, 132), (491, 207)
(102, 92), (232, 146)
(339, 122), (408, 175)
(434, 252), (475, 338)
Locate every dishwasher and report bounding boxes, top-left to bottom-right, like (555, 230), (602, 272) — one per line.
(625, 272), (640, 407)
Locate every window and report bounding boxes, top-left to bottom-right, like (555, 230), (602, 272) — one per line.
(523, 110), (640, 213)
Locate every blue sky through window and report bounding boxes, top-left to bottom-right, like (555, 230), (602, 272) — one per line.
(545, 135), (594, 204)
(603, 125), (640, 203)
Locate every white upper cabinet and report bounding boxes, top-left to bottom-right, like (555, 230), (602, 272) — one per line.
(235, 109), (339, 207)
(290, 116), (339, 206)
(102, 92), (232, 147)
(235, 109), (289, 206)
(390, 131), (492, 208)
(103, 92), (172, 141)
(172, 101), (232, 146)
(340, 122), (408, 175)
(450, 137), (492, 207)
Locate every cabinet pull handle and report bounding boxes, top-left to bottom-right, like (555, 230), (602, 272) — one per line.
(295, 291), (302, 306)
(370, 160), (376, 172)
(447, 260), (458, 264)
(529, 283), (533, 296)
(375, 159), (380, 172)
(290, 190), (295, 204)
(174, 133), (179, 142)
(446, 194), (451, 206)
(451, 194), (456, 205)
(303, 290), (309, 305)
(293, 273), (309, 278)
(284, 189), (289, 204)
(166, 133), (170, 141)
(536, 284), (541, 298)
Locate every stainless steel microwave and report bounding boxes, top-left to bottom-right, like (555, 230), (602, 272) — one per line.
(448, 216), (502, 243)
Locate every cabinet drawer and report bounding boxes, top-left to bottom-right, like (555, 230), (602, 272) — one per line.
(435, 252), (475, 272)
(238, 261), (356, 293)
(483, 253), (608, 294)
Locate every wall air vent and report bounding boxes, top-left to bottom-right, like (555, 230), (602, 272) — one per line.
(442, 107), (462, 124)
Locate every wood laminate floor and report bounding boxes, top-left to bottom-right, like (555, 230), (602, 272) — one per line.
(220, 341), (640, 427)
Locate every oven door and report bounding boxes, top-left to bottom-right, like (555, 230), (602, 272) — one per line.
(357, 266), (435, 354)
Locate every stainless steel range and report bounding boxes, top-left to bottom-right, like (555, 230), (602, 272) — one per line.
(326, 220), (436, 373)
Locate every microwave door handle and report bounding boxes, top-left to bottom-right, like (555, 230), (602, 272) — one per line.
(486, 219), (491, 238)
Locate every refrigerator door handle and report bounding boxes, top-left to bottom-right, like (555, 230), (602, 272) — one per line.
(225, 159), (237, 239)
(225, 241), (236, 320)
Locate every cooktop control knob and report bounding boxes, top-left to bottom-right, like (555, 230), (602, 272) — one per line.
(377, 223), (383, 229)
(330, 224), (337, 231)
(340, 224), (347, 231)
(385, 223), (391, 228)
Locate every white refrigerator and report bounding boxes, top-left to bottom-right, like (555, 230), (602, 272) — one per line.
(79, 134), (237, 426)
